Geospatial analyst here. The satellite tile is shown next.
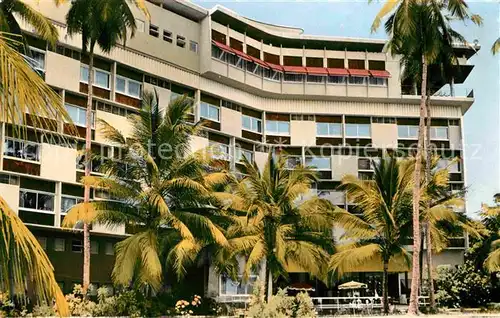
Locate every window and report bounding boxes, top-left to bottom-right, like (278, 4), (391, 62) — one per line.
(30, 47), (45, 71)
(284, 73), (304, 82)
(358, 158), (379, 171)
(349, 76), (366, 85)
(285, 156), (302, 169)
(91, 241), (99, 255)
(163, 30), (172, 43)
(135, 19), (145, 32)
(4, 138), (40, 162)
(328, 76), (346, 84)
(246, 63), (263, 76)
(105, 242), (114, 255)
(72, 240), (83, 253)
(305, 156), (331, 170)
(345, 124), (371, 138)
(372, 117), (396, 124)
(0, 174), (19, 185)
(61, 196), (83, 215)
(220, 275), (257, 295)
(189, 40), (198, 53)
(306, 75), (325, 83)
(37, 237), (47, 250)
(115, 76), (142, 98)
(209, 142), (230, 161)
(316, 123), (342, 137)
(200, 102), (220, 122)
(19, 189), (54, 213)
(266, 120), (290, 135)
(65, 103), (94, 128)
(369, 77), (387, 86)
(176, 35), (186, 48)
(212, 45), (225, 60)
(242, 115), (262, 133)
(54, 238), (65, 252)
(264, 69), (282, 81)
(149, 24), (159, 37)
(398, 125), (419, 139)
(227, 54), (245, 69)
(80, 65), (110, 89)
(235, 148), (253, 163)
(430, 127), (448, 140)
(436, 159), (460, 173)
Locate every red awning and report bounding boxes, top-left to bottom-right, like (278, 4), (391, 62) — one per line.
(327, 68), (349, 76)
(369, 70), (391, 78)
(233, 49), (252, 62)
(248, 55), (269, 69)
(306, 67), (328, 75)
(212, 41), (236, 54)
(348, 69), (370, 77)
(267, 63), (284, 72)
(283, 65), (308, 74)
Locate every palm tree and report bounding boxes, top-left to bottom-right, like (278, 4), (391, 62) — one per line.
(492, 38), (500, 54)
(372, 1), (482, 312)
(330, 156), (414, 314)
(63, 92), (230, 291)
(214, 153), (335, 300)
(0, 0), (60, 50)
(420, 157), (480, 310)
(0, 34), (70, 315)
(482, 198), (500, 272)
(65, 0), (148, 294)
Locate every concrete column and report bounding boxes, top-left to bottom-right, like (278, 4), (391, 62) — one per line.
(194, 89), (201, 123)
(59, 89), (66, 134)
(54, 182), (62, 227)
(230, 136), (236, 170)
(323, 47), (327, 67)
(243, 32), (247, 53)
(302, 45), (306, 66)
(111, 61), (117, 101)
(0, 122), (5, 170)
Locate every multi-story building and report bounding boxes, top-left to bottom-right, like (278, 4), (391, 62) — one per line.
(1, 0), (477, 301)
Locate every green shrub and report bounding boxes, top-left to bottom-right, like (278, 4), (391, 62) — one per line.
(246, 281), (317, 318)
(435, 260), (493, 308)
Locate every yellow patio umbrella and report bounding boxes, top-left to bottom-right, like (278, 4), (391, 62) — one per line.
(338, 281), (367, 290)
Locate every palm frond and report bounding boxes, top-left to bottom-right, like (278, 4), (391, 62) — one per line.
(0, 196), (69, 316)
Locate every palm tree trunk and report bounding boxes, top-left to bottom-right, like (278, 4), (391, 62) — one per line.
(265, 266), (273, 302)
(382, 259), (389, 314)
(408, 54), (428, 315)
(82, 43), (95, 296)
(424, 92), (436, 312)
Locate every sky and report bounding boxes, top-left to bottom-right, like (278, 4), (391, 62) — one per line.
(193, 0), (500, 216)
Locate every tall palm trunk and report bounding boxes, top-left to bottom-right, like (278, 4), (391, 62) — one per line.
(265, 265), (273, 302)
(82, 43), (95, 295)
(382, 259), (389, 314)
(408, 54), (428, 315)
(424, 93), (436, 311)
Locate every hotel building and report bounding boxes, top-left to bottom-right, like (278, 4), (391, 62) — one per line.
(1, 0), (477, 301)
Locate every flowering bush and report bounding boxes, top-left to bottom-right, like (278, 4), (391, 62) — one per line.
(175, 294), (202, 316)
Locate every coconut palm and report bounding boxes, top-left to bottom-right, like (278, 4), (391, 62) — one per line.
(492, 38), (500, 54)
(0, 34), (70, 315)
(482, 198), (500, 272)
(214, 153), (335, 300)
(419, 157), (482, 310)
(65, 0), (148, 294)
(372, 1), (482, 312)
(63, 92), (230, 291)
(0, 0), (60, 50)
(329, 156), (414, 314)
